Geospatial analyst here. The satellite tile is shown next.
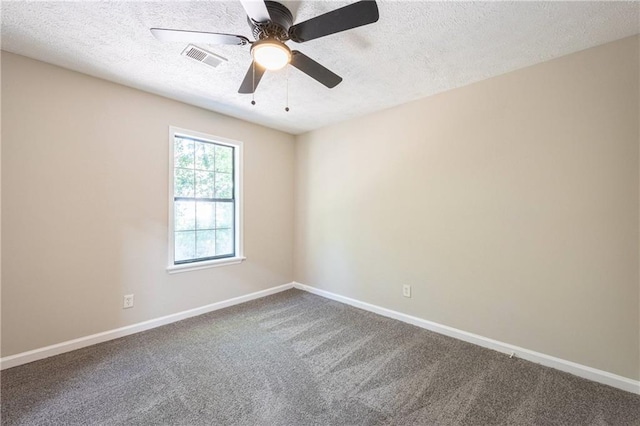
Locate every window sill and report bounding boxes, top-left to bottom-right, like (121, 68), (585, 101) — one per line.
(166, 256), (246, 274)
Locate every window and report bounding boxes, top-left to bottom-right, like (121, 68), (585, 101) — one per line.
(167, 127), (244, 273)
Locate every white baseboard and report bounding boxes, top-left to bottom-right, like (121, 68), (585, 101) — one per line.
(4, 281), (638, 395)
(0, 282), (294, 370)
(293, 282), (640, 395)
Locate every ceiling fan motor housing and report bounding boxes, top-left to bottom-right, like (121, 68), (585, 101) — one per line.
(248, 1), (293, 41)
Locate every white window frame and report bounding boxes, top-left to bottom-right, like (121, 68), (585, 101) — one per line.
(166, 126), (245, 273)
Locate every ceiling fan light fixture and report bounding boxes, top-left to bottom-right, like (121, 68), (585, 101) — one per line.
(251, 39), (291, 71)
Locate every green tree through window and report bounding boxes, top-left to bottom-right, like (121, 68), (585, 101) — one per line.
(173, 135), (235, 264)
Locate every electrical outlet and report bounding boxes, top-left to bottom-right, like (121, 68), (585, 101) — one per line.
(402, 285), (411, 298)
(123, 294), (134, 309)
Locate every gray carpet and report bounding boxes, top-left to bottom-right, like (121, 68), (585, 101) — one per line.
(1, 289), (639, 425)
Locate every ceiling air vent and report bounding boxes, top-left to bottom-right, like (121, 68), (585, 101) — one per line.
(181, 45), (227, 68)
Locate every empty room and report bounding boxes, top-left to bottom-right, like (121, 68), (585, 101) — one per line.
(1, 0), (639, 424)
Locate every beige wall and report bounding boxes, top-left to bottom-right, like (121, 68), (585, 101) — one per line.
(2, 36), (639, 382)
(1, 52), (295, 357)
(1, 52), (3, 357)
(294, 36), (640, 380)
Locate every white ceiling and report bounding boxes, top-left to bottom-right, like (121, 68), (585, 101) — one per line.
(2, 1), (639, 134)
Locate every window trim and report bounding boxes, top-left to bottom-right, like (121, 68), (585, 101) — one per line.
(166, 126), (245, 273)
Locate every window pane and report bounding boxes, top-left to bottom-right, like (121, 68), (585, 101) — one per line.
(175, 231), (195, 262)
(195, 171), (215, 198)
(175, 200), (195, 231)
(216, 202), (233, 229)
(175, 169), (195, 197)
(216, 228), (233, 256)
(196, 230), (216, 258)
(172, 133), (238, 265)
(196, 201), (215, 230)
(195, 142), (215, 171)
(215, 145), (233, 173)
(175, 138), (194, 169)
(215, 172), (233, 199)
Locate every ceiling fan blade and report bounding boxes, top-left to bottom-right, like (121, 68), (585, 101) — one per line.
(288, 0), (379, 43)
(240, 0), (271, 23)
(290, 51), (342, 88)
(238, 62), (267, 94)
(151, 28), (249, 45)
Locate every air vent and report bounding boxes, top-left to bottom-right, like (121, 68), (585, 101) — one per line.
(181, 45), (227, 68)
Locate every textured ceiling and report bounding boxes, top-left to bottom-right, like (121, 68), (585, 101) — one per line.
(2, 1), (639, 134)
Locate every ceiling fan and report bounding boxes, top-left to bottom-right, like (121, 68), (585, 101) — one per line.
(151, 0), (379, 94)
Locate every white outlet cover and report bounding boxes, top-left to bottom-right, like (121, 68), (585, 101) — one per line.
(403, 285), (411, 298)
(123, 294), (134, 309)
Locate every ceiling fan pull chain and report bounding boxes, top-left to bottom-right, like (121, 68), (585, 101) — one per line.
(251, 61), (256, 105)
(285, 66), (290, 112)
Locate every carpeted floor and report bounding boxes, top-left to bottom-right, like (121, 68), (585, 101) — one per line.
(1, 289), (639, 425)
